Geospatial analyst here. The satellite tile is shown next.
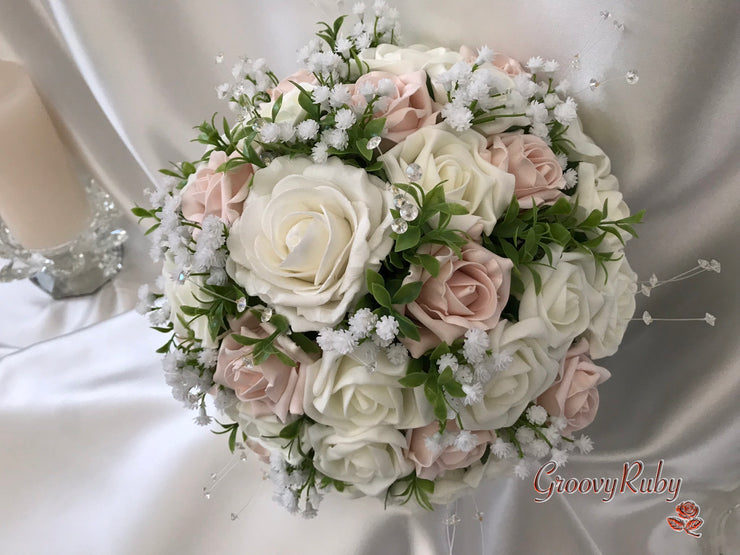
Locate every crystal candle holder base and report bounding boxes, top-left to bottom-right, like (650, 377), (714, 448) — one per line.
(0, 179), (127, 299)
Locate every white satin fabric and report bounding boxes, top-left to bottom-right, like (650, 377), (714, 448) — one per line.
(1, 1), (738, 553)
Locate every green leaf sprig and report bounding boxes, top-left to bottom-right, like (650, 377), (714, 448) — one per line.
(484, 196), (644, 294)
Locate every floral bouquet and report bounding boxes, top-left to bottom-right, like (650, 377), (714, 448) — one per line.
(135, 1), (643, 517)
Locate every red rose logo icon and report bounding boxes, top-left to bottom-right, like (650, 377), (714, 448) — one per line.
(675, 501), (699, 519)
(667, 500), (703, 538)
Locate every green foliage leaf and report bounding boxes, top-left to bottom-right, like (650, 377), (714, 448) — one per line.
(391, 281), (423, 305)
(271, 93), (284, 122)
(398, 372), (428, 388)
(370, 283), (392, 308)
(394, 313), (420, 341)
(394, 226), (421, 252)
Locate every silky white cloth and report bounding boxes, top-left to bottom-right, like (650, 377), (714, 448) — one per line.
(1, 1), (739, 553)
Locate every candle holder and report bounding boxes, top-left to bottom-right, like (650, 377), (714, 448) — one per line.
(0, 178), (127, 299)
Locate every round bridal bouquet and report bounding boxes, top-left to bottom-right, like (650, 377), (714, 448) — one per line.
(135, 1), (642, 517)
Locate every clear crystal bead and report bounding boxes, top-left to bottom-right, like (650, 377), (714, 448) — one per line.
(600, 10), (611, 19)
(588, 79), (600, 91)
(405, 162), (423, 182)
(242, 356), (254, 370)
(625, 70), (639, 85)
(392, 193), (407, 209)
(698, 258), (710, 269)
(215, 52), (224, 64)
(642, 311), (653, 326)
(445, 514), (461, 526)
(475, 511), (485, 521)
(399, 202), (419, 222)
(240, 452), (248, 461)
(230, 513), (239, 521)
(366, 136), (382, 149)
(236, 297), (247, 312)
(210, 473), (218, 481)
(640, 284), (652, 297)
(705, 313), (716, 326)
(613, 20), (625, 31)
(261, 307), (274, 322)
(177, 271), (189, 283)
(252, 119), (265, 132)
(203, 487), (211, 499)
(391, 218), (408, 234)
(710, 259), (721, 273)
(570, 54), (581, 71)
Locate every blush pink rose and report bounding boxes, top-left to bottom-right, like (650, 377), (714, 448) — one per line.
(352, 70), (438, 144)
(458, 46), (524, 76)
(406, 420), (493, 480)
(269, 69), (318, 100)
(537, 338), (611, 434)
(486, 132), (566, 209)
(399, 236), (513, 358)
(181, 150), (253, 226)
(214, 311), (315, 423)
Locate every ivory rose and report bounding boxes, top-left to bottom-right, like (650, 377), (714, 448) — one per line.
(359, 44), (464, 79)
(406, 420), (493, 480)
(352, 70), (438, 143)
(303, 350), (432, 431)
(232, 408), (308, 466)
(161, 258), (217, 349)
(573, 158), (632, 252)
(487, 132), (566, 208)
(459, 318), (560, 430)
(582, 257), (637, 359)
(517, 248), (605, 352)
(381, 126), (515, 234)
(213, 311), (315, 423)
(537, 338), (611, 434)
(226, 156), (393, 332)
(181, 150), (252, 226)
(400, 237), (512, 358)
(308, 424), (413, 496)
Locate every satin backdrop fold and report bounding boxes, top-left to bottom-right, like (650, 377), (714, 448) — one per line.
(1, 1), (738, 554)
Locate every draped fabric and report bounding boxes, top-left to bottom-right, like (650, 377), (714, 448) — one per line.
(1, 1), (738, 553)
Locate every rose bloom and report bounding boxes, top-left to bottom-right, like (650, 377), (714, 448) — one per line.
(400, 235), (513, 358)
(517, 248), (605, 352)
(537, 338), (610, 434)
(582, 256), (637, 359)
(359, 44), (464, 80)
(381, 126), (515, 234)
(213, 311), (315, 423)
(269, 69), (317, 100)
(226, 156), (393, 332)
(352, 70), (438, 143)
(486, 132), (566, 208)
(406, 420), (493, 480)
(181, 149), (253, 226)
(458, 46), (524, 76)
(303, 349), (432, 431)
(308, 424), (413, 496)
(459, 318), (560, 430)
(231, 408), (308, 466)
(161, 257), (217, 349)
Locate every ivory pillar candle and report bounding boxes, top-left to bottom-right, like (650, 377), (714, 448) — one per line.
(0, 60), (91, 250)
